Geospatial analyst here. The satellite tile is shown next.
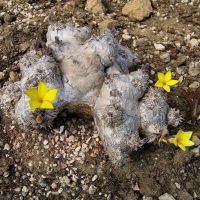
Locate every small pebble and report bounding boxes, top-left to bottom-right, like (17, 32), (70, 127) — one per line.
(14, 187), (21, 192)
(22, 186), (29, 193)
(160, 52), (171, 63)
(188, 61), (200, 76)
(192, 136), (200, 146)
(68, 135), (75, 143)
(190, 147), (199, 157)
(92, 175), (98, 182)
(143, 196), (153, 200)
(43, 140), (48, 145)
(189, 81), (200, 89)
(82, 184), (88, 191)
(189, 38), (199, 48)
(154, 43), (166, 51)
(175, 182), (181, 189)
(122, 34), (131, 40)
(51, 182), (57, 189)
(88, 184), (97, 194)
(58, 188), (63, 194)
(4, 144), (10, 151)
(158, 193), (175, 200)
(178, 75), (184, 83)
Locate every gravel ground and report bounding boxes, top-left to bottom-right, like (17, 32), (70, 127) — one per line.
(0, 0), (200, 199)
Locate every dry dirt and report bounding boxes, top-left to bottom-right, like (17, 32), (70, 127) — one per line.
(0, 0), (200, 200)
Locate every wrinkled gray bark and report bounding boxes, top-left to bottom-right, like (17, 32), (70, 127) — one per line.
(0, 22), (182, 166)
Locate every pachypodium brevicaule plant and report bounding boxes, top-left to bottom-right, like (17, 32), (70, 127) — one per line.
(25, 81), (58, 110)
(155, 70), (194, 151)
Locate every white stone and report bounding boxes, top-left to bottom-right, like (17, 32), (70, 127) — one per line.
(43, 140), (48, 145)
(189, 38), (199, 48)
(4, 144), (10, 151)
(160, 52), (170, 63)
(22, 186), (28, 193)
(192, 136), (200, 146)
(154, 43), (166, 51)
(158, 193), (175, 200)
(122, 34), (131, 40)
(58, 188), (63, 193)
(175, 182), (181, 189)
(143, 196), (153, 200)
(68, 135), (75, 143)
(92, 175), (98, 182)
(14, 187), (21, 192)
(178, 76), (184, 83)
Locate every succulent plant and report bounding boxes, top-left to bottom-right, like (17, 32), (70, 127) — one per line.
(0, 22), (182, 166)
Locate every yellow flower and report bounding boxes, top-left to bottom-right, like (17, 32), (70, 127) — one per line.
(168, 130), (194, 151)
(155, 71), (179, 92)
(24, 81), (58, 110)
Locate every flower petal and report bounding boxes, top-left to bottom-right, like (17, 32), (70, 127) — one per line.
(163, 85), (170, 92)
(24, 88), (40, 101)
(38, 81), (48, 99)
(174, 138), (178, 146)
(181, 140), (194, 147)
(168, 138), (175, 144)
(167, 80), (179, 86)
(43, 88), (58, 101)
(177, 130), (193, 140)
(164, 71), (172, 82)
(29, 100), (41, 110)
(155, 81), (163, 87)
(178, 143), (186, 151)
(157, 72), (165, 82)
(40, 101), (54, 109)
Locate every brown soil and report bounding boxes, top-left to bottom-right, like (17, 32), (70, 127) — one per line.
(0, 0), (199, 199)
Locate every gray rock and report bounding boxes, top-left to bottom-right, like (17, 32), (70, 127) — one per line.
(176, 55), (187, 66)
(122, 0), (153, 21)
(160, 52), (171, 63)
(88, 184), (97, 194)
(188, 61), (200, 76)
(159, 193), (175, 200)
(133, 37), (150, 47)
(189, 81), (200, 89)
(190, 147), (200, 157)
(22, 186), (28, 196)
(192, 136), (200, 146)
